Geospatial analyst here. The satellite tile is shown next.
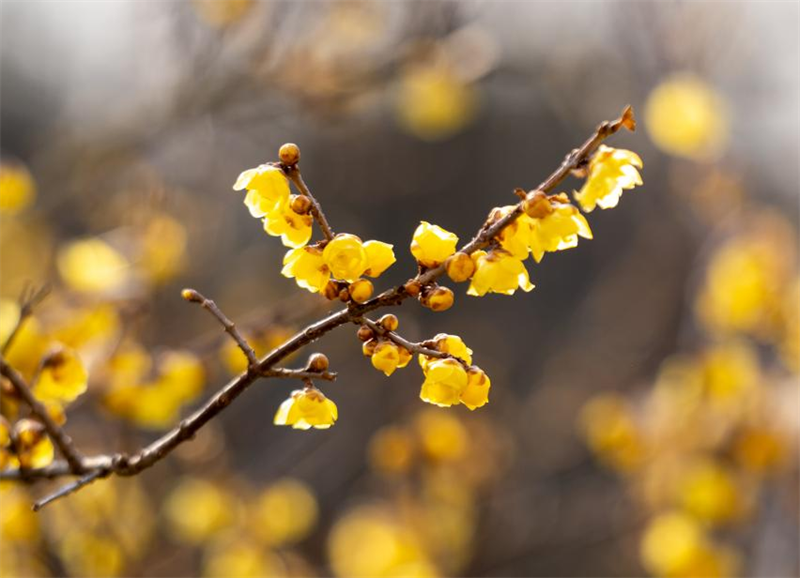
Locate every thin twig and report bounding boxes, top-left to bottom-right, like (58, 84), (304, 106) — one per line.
(2, 106), (635, 503)
(32, 469), (107, 511)
(260, 367), (337, 381)
(285, 166), (335, 241)
(0, 358), (85, 474)
(2, 284), (51, 356)
(359, 317), (465, 365)
(181, 289), (259, 368)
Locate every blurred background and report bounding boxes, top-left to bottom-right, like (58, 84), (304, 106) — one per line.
(1, 1), (798, 577)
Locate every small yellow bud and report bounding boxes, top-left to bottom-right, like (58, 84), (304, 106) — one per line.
(181, 288), (202, 302)
(404, 280), (422, 297)
(279, 143), (301, 165)
(307, 353), (329, 373)
(290, 195), (312, 215)
(357, 325), (375, 342)
(322, 280), (341, 300)
(348, 279), (374, 304)
(274, 387), (338, 430)
(522, 190), (553, 219)
(445, 252), (475, 282)
(338, 288), (350, 302)
(362, 339), (378, 357)
(423, 286), (454, 312)
(379, 314), (399, 332)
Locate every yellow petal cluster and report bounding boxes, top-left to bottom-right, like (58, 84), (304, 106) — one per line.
(235, 165), (291, 218)
(274, 387), (338, 430)
(419, 359), (468, 407)
(282, 245), (330, 293)
(460, 367), (491, 411)
(363, 240), (396, 277)
(575, 145), (643, 212)
(369, 341), (412, 377)
(528, 200), (593, 263)
(322, 234), (370, 282)
(410, 221), (458, 268)
(418, 334), (472, 372)
(33, 348), (88, 405)
(467, 250), (534, 296)
(263, 197), (314, 248)
(11, 419), (54, 469)
(417, 334), (489, 410)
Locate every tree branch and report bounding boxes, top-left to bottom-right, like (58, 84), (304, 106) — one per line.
(2, 284), (50, 356)
(284, 166), (335, 242)
(2, 106), (636, 507)
(359, 317), (465, 365)
(181, 288), (259, 368)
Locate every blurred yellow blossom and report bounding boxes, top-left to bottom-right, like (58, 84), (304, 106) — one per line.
(164, 478), (234, 543)
(203, 538), (284, 578)
(369, 426), (415, 475)
(640, 511), (706, 577)
(467, 250), (534, 296)
(575, 145), (643, 212)
(58, 237), (130, 294)
(676, 458), (745, 524)
(136, 214), (187, 284)
(414, 409), (468, 463)
(645, 74), (729, 160)
(274, 387), (338, 430)
(12, 419), (54, 469)
(411, 222), (459, 268)
(396, 62), (478, 141)
(0, 161), (36, 215)
(59, 532), (125, 578)
(0, 483), (39, 542)
(33, 347), (88, 405)
(251, 478), (318, 546)
(579, 393), (645, 473)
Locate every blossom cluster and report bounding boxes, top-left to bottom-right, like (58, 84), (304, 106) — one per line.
(232, 139), (643, 429)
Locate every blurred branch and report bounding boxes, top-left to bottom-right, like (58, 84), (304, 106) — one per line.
(1, 284), (50, 355)
(4, 106), (636, 509)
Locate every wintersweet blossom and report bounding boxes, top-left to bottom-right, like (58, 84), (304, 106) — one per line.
(274, 388), (338, 430)
(575, 145), (643, 212)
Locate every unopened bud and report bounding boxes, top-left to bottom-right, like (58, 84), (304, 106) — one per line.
(307, 353), (329, 372)
(348, 279), (374, 304)
(445, 252), (475, 283)
(290, 195), (312, 215)
(357, 325), (375, 342)
(279, 143), (301, 165)
(379, 314), (399, 332)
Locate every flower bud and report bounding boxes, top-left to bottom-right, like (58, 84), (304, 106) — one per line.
(290, 195), (313, 215)
(423, 286), (454, 312)
(523, 190), (553, 219)
(404, 280), (422, 297)
(348, 279), (374, 304)
(322, 280), (341, 301)
(357, 325), (375, 342)
(338, 288), (351, 302)
(445, 252), (475, 282)
(181, 288), (202, 302)
(362, 339), (378, 357)
(279, 143), (301, 165)
(307, 353), (329, 372)
(379, 314), (399, 332)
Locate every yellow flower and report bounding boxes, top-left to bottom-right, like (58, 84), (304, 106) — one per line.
(645, 74), (729, 159)
(677, 458), (744, 524)
(493, 206), (532, 260)
(420, 359), (468, 407)
(58, 238), (130, 294)
(263, 198), (313, 248)
(234, 165), (291, 219)
(410, 221), (459, 268)
(33, 348), (88, 405)
(274, 387), (338, 430)
(363, 240), (396, 277)
(460, 367), (490, 410)
(281, 245), (330, 293)
(528, 199), (593, 262)
(0, 161), (36, 215)
(323, 234), (369, 282)
(575, 145), (643, 212)
(467, 250), (534, 296)
(419, 334), (473, 373)
(13, 419), (54, 469)
(370, 341), (411, 377)
(348, 279), (374, 304)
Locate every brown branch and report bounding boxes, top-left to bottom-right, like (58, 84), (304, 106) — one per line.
(4, 106), (636, 507)
(181, 288), (259, 368)
(359, 317), (466, 365)
(260, 367), (337, 381)
(284, 166), (335, 241)
(32, 469), (107, 511)
(0, 358), (86, 474)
